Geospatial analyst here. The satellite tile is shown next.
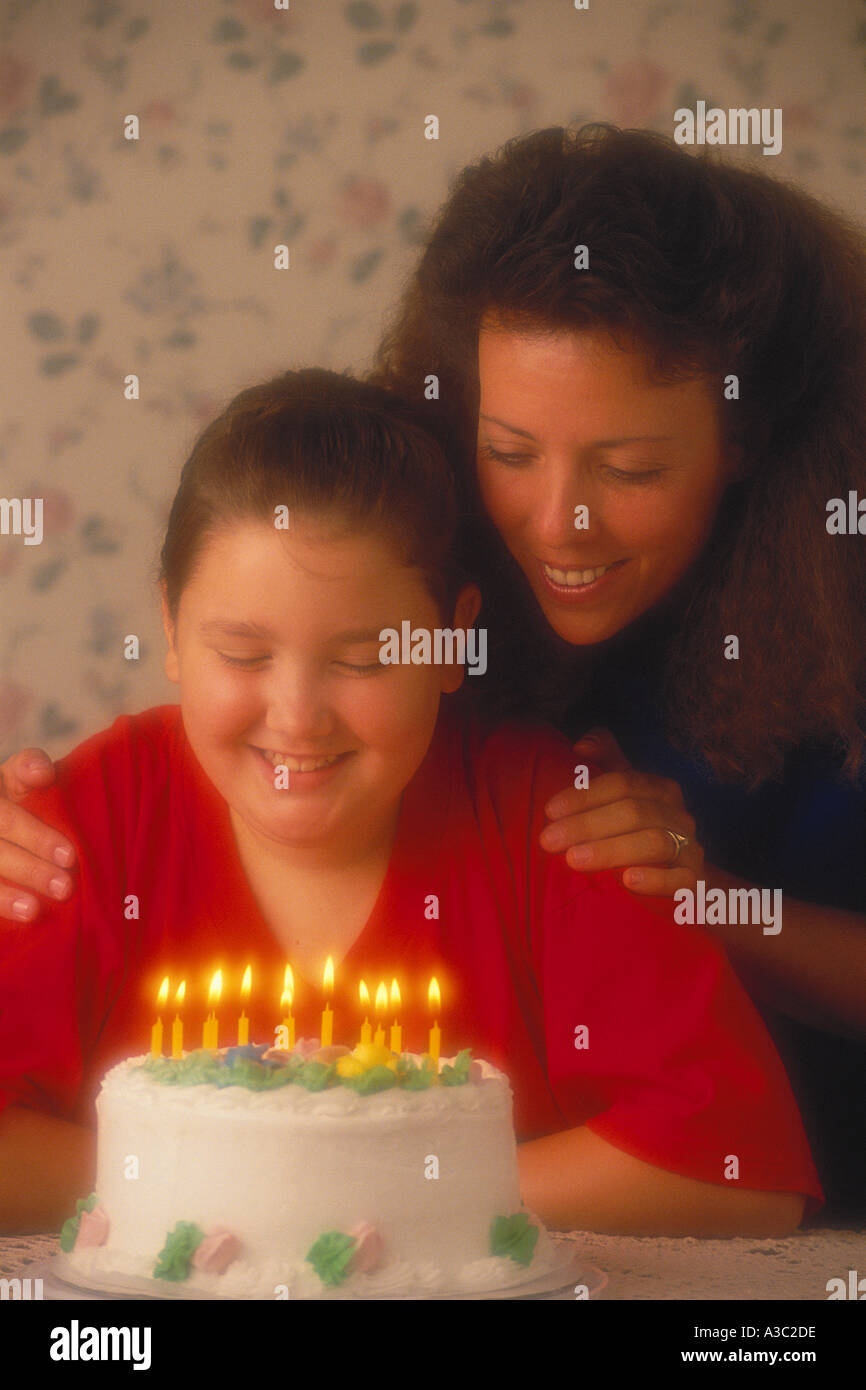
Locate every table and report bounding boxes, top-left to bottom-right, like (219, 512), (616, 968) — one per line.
(2, 1227), (863, 1300)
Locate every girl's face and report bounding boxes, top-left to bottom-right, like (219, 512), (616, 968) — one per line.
(162, 517), (478, 861)
(476, 319), (738, 646)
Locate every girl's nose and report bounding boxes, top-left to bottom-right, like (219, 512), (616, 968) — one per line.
(263, 670), (334, 741)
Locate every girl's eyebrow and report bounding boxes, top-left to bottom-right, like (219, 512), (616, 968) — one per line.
(198, 620), (383, 643)
(479, 414), (673, 448)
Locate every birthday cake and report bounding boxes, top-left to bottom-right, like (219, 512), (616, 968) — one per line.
(58, 1044), (557, 1299)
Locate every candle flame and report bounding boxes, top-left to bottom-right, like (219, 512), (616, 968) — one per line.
(323, 955), (334, 996)
(156, 976), (170, 1011)
(283, 963), (294, 995)
(375, 980), (388, 1017)
(240, 964), (252, 1003)
(428, 976), (441, 1016)
(208, 969), (223, 1008)
(175, 980), (186, 1008)
(280, 987), (293, 1014)
(359, 979), (371, 1011)
(390, 978), (401, 1012)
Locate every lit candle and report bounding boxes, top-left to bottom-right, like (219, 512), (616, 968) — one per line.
(373, 980), (387, 1046)
(389, 978), (402, 1055)
(321, 956), (334, 1047)
(203, 969), (222, 1050)
(172, 980), (185, 1059)
(279, 965), (296, 1050)
(238, 964), (251, 1046)
(359, 979), (372, 1044)
(151, 976), (169, 1058)
(427, 977), (441, 1073)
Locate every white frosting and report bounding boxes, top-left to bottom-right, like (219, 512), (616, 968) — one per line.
(66, 1054), (552, 1298)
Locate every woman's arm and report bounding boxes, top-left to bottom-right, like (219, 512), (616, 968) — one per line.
(0, 1105), (96, 1233)
(518, 1125), (805, 1237)
(701, 864), (866, 1040)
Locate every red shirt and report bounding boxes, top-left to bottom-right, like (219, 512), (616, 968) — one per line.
(0, 702), (822, 1209)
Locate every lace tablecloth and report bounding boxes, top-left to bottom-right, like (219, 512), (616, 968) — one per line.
(3, 1227), (862, 1300)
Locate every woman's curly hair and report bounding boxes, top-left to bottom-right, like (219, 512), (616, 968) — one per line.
(369, 123), (866, 786)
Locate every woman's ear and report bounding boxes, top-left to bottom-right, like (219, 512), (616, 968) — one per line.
(440, 583), (484, 694)
(160, 583), (180, 684)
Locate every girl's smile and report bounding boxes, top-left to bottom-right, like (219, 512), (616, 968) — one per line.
(161, 516), (477, 868)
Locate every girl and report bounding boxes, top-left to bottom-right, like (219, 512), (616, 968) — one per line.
(0, 369), (818, 1238)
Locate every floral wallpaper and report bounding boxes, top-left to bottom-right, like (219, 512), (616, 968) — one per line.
(0, 0), (864, 757)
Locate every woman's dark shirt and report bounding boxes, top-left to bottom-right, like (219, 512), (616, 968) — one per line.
(561, 616), (866, 1220)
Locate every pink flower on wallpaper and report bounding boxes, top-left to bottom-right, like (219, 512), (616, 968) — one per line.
(306, 234), (338, 268)
(604, 59), (670, 127)
(188, 395), (224, 426)
(0, 52), (36, 118)
(0, 549), (20, 578)
(339, 178), (391, 230)
(783, 103), (819, 132)
(507, 82), (538, 111)
(27, 487), (75, 537)
(141, 100), (179, 130)
(239, 0), (299, 29)
(0, 680), (32, 742)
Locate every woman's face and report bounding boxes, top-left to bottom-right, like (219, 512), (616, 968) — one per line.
(476, 318), (737, 646)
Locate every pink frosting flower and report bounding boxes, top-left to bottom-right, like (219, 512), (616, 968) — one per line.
(348, 1222), (383, 1274)
(604, 59), (670, 127)
(75, 1205), (109, 1249)
(468, 1060), (485, 1084)
(0, 679), (32, 743)
(192, 1229), (241, 1274)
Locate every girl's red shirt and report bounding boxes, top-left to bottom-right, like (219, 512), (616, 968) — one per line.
(0, 702), (822, 1209)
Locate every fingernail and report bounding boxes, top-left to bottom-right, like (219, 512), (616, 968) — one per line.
(25, 756), (49, 772)
(49, 876), (69, 900)
(624, 869), (644, 887)
(568, 846), (593, 867)
(540, 826), (566, 850)
(12, 898), (35, 920)
(53, 845), (74, 867)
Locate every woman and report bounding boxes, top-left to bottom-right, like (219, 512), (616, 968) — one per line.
(2, 124), (865, 1215)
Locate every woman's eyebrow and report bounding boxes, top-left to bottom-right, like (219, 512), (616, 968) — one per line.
(480, 414), (673, 447)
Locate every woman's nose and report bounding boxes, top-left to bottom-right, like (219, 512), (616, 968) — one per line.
(533, 464), (599, 549)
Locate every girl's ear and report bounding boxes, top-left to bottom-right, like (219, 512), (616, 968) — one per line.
(160, 583), (180, 684)
(440, 584), (483, 694)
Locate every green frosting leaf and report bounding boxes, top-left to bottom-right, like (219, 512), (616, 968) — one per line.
(153, 1221), (206, 1281)
(490, 1212), (539, 1267)
(342, 1064), (398, 1095)
(59, 1193), (100, 1252)
(439, 1047), (472, 1086)
(293, 1060), (336, 1091)
(306, 1231), (357, 1286)
(395, 1054), (435, 1090)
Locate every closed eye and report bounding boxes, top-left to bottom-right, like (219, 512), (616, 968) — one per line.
(478, 442), (534, 467)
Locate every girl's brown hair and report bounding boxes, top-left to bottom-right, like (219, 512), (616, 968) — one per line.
(370, 123), (866, 785)
(159, 368), (464, 624)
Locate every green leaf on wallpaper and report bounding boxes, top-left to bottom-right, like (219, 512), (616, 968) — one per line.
(394, 3), (417, 33)
(269, 51), (305, 82)
(226, 51), (259, 70)
(31, 558), (68, 592)
(349, 248), (383, 283)
(345, 2), (385, 30)
(29, 313), (66, 342)
(77, 314), (100, 345)
(40, 704), (79, 740)
(213, 18), (247, 42)
(124, 17), (150, 41)
(0, 127), (29, 155)
(163, 330), (197, 348)
(249, 215), (272, 248)
(84, 0), (122, 28)
(80, 516), (119, 554)
(480, 17), (514, 37)
(398, 206), (424, 244)
(358, 41), (396, 65)
(40, 353), (80, 376)
(762, 21), (788, 45)
(40, 76), (80, 116)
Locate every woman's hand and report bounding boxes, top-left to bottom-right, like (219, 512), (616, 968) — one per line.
(540, 728), (704, 898)
(0, 749), (75, 922)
